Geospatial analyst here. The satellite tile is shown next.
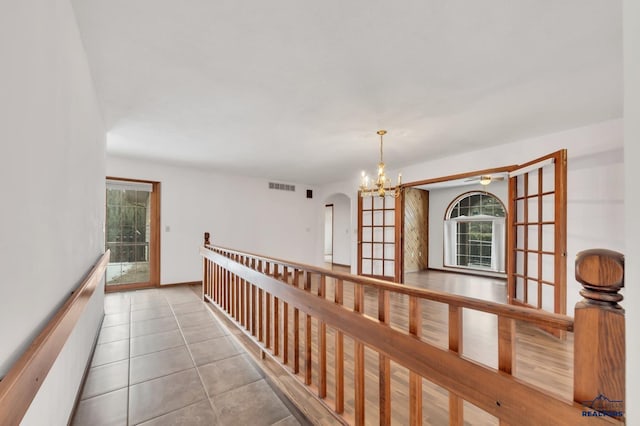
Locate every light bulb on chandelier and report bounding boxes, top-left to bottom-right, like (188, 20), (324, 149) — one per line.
(359, 130), (402, 198)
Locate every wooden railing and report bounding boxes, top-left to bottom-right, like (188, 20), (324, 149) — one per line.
(200, 233), (625, 425)
(0, 251), (110, 426)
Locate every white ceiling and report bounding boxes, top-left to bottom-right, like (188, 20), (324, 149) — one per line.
(71, 1), (622, 185)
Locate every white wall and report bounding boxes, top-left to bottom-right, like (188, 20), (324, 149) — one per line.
(0, 0), (106, 424)
(624, 0), (639, 420)
(427, 183), (508, 273)
(107, 156), (318, 284)
(324, 193), (351, 266)
(316, 119), (624, 315)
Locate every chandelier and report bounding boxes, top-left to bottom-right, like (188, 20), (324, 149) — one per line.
(359, 130), (402, 198)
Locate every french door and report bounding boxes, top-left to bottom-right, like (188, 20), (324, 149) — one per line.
(506, 150), (567, 315)
(357, 192), (400, 281)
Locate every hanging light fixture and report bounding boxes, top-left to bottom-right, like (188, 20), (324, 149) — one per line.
(479, 175), (492, 186)
(359, 130), (402, 198)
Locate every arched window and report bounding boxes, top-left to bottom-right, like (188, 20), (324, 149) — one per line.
(444, 192), (506, 273)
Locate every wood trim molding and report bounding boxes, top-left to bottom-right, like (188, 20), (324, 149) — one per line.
(402, 165), (517, 188)
(0, 251), (110, 426)
(161, 281), (202, 287)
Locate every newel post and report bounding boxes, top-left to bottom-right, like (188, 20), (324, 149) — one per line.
(203, 232), (211, 301)
(573, 249), (625, 418)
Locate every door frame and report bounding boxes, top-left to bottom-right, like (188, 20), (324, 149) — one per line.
(393, 153), (567, 317)
(324, 203), (334, 263)
(398, 165), (517, 282)
(105, 176), (161, 293)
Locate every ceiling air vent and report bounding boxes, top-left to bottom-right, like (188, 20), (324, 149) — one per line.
(269, 182), (296, 192)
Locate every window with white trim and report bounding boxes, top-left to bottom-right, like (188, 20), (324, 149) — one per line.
(444, 192), (506, 272)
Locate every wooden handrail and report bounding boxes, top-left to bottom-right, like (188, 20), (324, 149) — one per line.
(205, 244), (575, 332)
(0, 251), (110, 426)
(201, 237), (625, 425)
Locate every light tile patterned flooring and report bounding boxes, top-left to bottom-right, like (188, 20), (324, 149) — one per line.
(72, 286), (305, 426)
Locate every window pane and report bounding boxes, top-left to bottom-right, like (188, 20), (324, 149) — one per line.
(363, 211), (372, 226)
(447, 193), (505, 272)
(373, 211), (383, 226)
(384, 244), (395, 259)
(542, 194), (555, 222)
(384, 261), (395, 277)
(373, 243), (383, 259)
(362, 196), (372, 210)
(528, 169), (539, 194)
(527, 280), (538, 306)
(384, 227), (395, 243)
(542, 165), (555, 193)
(373, 260), (383, 275)
(105, 187), (150, 286)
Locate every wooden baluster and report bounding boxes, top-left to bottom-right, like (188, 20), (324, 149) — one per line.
(266, 291), (272, 350)
(318, 275), (327, 399)
(274, 264), (280, 357)
(235, 255), (240, 321)
(213, 263), (218, 304)
(304, 271), (312, 385)
(251, 259), (257, 336)
(448, 305), (463, 426)
(224, 268), (229, 313)
(228, 268), (232, 314)
(239, 257), (245, 327)
(244, 258), (249, 329)
(265, 261), (272, 350)
(258, 260), (264, 343)
(217, 264), (222, 306)
(229, 257), (234, 316)
(354, 282), (365, 426)
(283, 266), (289, 365)
(573, 249), (625, 419)
(232, 268), (237, 320)
(334, 278), (344, 414)
(293, 269), (300, 374)
(409, 296), (422, 426)
(379, 288), (391, 425)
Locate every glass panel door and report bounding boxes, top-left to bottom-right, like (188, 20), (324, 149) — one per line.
(357, 193), (397, 280)
(105, 178), (159, 289)
(507, 150), (566, 316)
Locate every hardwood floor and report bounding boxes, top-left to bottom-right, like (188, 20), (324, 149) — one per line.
(208, 266), (574, 426)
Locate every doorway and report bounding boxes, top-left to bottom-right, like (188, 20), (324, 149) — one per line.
(324, 193), (351, 268)
(356, 150), (567, 316)
(324, 204), (334, 263)
(105, 177), (160, 291)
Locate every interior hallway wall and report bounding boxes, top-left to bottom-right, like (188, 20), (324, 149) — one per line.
(107, 156), (318, 284)
(0, 0), (106, 424)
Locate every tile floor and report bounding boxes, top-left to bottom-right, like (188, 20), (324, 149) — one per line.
(72, 286), (304, 426)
